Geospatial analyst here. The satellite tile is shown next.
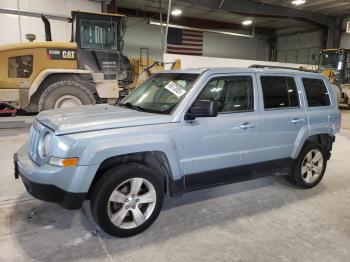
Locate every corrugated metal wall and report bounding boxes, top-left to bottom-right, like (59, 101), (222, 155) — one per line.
(340, 17), (350, 48)
(276, 30), (322, 65)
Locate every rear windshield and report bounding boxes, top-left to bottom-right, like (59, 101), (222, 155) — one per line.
(302, 78), (330, 107)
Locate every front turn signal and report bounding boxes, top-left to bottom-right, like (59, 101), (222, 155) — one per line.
(49, 157), (79, 167)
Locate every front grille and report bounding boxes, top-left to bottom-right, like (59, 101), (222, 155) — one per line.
(27, 120), (51, 165)
(28, 123), (40, 162)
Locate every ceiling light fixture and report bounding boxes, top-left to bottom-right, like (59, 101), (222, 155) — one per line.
(242, 19), (253, 26)
(171, 8), (182, 16)
(291, 0), (306, 6)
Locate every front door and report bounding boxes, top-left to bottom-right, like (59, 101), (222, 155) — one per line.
(181, 74), (261, 188)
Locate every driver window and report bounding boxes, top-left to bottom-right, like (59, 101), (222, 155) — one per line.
(197, 76), (254, 113)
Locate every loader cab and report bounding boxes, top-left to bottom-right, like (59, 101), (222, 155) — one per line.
(70, 11), (130, 81)
(319, 49), (350, 84)
(71, 11), (126, 51)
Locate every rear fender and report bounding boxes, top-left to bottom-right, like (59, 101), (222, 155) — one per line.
(291, 125), (311, 159)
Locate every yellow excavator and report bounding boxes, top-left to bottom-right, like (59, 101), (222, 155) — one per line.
(319, 48), (350, 106)
(0, 11), (180, 113)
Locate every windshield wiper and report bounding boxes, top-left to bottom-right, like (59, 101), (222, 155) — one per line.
(119, 102), (145, 112)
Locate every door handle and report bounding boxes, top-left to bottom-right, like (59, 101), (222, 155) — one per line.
(290, 118), (305, 124)
(239, 122), (256, 129)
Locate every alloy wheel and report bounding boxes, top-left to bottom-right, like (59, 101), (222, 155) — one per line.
(107, 177), (157, 229)
(301, 149), (324, 184)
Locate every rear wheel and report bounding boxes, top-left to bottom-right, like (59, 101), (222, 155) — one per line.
(287, 142), (327, 188)
(90, 163), (164, 237)
(38, 80), (95, 111)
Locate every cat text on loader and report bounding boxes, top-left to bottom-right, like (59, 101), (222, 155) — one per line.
(319, 49), (350, 106)
(0, 11), (180, 112)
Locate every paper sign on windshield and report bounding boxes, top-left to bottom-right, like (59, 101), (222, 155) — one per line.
(164, 82), (186, 98)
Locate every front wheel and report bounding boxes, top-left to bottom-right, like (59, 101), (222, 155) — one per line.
(287, 142), (327, 188)
(90, 163), (164, 237)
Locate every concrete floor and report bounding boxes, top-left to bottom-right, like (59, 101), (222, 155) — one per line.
(0, 110), (350, 262)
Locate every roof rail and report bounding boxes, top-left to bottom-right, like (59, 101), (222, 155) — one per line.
(248, 64), (300, 70)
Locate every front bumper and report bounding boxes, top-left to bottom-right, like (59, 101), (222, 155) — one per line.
(14, 145), (99, 210)
(19, 171), (86, 210)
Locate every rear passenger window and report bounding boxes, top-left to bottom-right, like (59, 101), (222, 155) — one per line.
(302, 78), (330, 107)
(261, 76), (299, 109)
(197, 76), (254, 113)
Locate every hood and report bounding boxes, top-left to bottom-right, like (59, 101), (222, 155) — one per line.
(37, 104), (174, 135)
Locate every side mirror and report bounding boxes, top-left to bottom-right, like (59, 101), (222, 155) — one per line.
(189, 100), (218, 119)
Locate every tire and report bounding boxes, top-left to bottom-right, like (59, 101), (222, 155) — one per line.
(90, 163), (164, 237)
(287, 142), (327, 188)
(38, 80), (95, 111)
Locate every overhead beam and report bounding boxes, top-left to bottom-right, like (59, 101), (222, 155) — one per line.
(183, 0), (335, 27)
(0, 7), (68, 21)
(115, 7), (274, 35)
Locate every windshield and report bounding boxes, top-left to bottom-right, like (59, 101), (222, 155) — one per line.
(80, 19), (118, 50)
(320, 52), (342, 70)
(120, 73), (199, 114)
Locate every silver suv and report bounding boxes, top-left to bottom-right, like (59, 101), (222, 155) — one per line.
(14, 68), (341, 237)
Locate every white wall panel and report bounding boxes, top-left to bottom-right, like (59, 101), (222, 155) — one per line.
(0, 0), (100, 45)
(68, 0), (100, 13)
(19, 16), (70, 42)
(17, 0), (99, 16)
(0, 0), (18, 9)
(19, 0), (68, 15)
(0, 14), (20, 43)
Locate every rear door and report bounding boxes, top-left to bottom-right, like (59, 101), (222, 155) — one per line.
(257, 73), (308, 163)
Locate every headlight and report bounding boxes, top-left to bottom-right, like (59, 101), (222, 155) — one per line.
(39, 133), (52, 157)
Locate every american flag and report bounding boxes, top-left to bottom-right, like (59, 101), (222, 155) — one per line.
(167, 28), (203, 56)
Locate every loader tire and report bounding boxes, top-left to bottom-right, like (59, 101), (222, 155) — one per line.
(38, 80), (95, 111)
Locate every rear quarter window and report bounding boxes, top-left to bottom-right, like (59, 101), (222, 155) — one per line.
(302, 78), (330, 107)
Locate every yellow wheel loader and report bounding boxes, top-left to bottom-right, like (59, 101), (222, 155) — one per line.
(319, 49), (350, 106)
(0, 11), (179, 112)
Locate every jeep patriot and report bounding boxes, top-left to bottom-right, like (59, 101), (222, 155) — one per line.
(14, 68), (341, 237)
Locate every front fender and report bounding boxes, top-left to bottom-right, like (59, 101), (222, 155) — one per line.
(77, 134), (183, 181)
